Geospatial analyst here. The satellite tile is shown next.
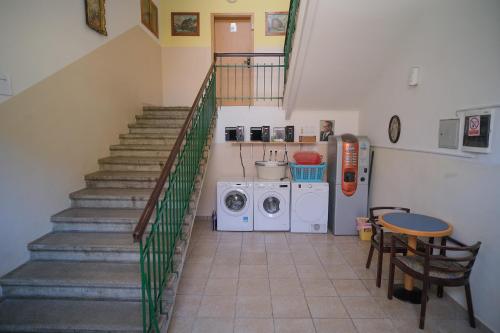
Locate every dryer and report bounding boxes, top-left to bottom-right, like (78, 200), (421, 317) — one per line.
(217, 179), (253, 231)
(291, 182), (329, 233)
(253, 179), (290, 231)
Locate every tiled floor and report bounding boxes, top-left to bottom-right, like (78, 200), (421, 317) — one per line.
(168, 220), (489, 333)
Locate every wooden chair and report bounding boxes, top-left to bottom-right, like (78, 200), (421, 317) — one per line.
(365, 206), (411, 287)
(388, 235), (481, 329)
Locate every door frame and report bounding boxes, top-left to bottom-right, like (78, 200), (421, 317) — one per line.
(211, 13), (255, 57)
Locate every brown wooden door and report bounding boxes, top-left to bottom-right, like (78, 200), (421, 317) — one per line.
(214, 16), (253, 106)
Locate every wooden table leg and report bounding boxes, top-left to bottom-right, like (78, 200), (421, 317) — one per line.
(404, 235), (417, 291)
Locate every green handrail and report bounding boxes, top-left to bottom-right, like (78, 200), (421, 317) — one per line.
(134, 64), (217, 333)
(284, 0), (300, 84)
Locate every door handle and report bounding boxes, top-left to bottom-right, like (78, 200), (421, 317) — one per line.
(243, 58), (251, 66)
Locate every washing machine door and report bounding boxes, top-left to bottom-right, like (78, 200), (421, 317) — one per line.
(222, 189), (248, 216)
(258, 191), (286, 218)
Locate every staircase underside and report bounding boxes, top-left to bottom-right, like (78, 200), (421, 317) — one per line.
(0, 106), (213, 333)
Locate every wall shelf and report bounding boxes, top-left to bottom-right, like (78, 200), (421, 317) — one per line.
(230, 141), (317, 145)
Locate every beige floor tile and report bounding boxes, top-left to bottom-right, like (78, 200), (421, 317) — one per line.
(177, 278), (207, 295)
(324, 264), (358, 279)
(266, 244), (291, 254)
(352, 265), (377, 279)
(235, 318), (274, 333)
(361, 279), (395, 297)
(332, 279), (370, 296)
(296, 264), (328, 279)
(191, 317), (234, 333)
(197, 295), (236, 318)
(173, 294), (202, 317)
(292, 252), (322, 265)
(209, 264), (239, 279)
(307, 296), (349, 318)
(272, 295), (311, 318)
(236, 295), (273, 318)
(301, 278), (337, 296)
(239, 264), (269, 279)
(265, 233), (287, 243)
(274, 318), (316, 333)
(341, 296), (386, 319)
(268, 264), (298, 279)
(313, 318), (357, 333)
(318, 253), (346, 266)
(270, 278), (304, 296)
(185, 254), (214, 265)
(204, 278), (238, 296)
(353, 318), (396, 333)
(182, 262), (212, 279)
(240, 252), (267, 265)
(267, 253), (294, 266)
(238, 278), (270, 296)
(167, 316), (194, 333)
(374, 296), (419, 319)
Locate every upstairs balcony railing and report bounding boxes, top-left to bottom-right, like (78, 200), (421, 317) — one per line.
(215, 52), (285, 107)
(284, 0), (300, 83)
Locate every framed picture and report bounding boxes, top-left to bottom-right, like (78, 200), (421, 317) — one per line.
(85, 0), (107, 36)
(141, 0), (151, 28)
(319, 120), (335, 142)
(265, 12), (288, 36)
(171, 12), (200, 36)
(150, 2), (159, 37)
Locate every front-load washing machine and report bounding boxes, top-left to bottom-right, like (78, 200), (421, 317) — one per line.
(217, 179), (253, 231)
(253, 179), (290, 231)
(291, 182), (329, 233)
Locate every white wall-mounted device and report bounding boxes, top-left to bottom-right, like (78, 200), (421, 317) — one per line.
(408, 66), (420, 86)
(458, 106), (498, 154)
(0, 74), (13, 96)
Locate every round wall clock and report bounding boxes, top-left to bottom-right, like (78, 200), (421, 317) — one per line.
(388, 115), (401, 143)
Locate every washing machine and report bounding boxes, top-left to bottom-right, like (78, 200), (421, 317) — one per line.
(291, 182), (329, 233)
(253, 179), (290, 231)
(217, 179), (253, 231)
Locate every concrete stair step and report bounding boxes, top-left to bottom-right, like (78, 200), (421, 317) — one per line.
(99, 156), (166, 172)
(0, 261), (141, 301)
(136, 117), (186, 126)
(128, 124), (181, 135)
(85, 171), (161, 189)
(28, 232), (139, 262)
(143, 106), (190, 111)
(51, 208), (144, 232)
(136, 113), (188, 120)
(69, 188), (152, 209)
(0, 298), (144, 333)
(119, 133), (178, 145)
(109, 144), (173, 158)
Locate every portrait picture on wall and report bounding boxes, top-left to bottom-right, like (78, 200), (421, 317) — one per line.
(150, 2), (159, 37)
(265, 12), (288, 36)
(320, 120), (335, 141)
(141, 0), (151, 27)
(85, 0), (107, 36)
(171, 12), (200, 36)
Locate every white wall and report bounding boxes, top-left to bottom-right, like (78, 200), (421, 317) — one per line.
(0, 0), (159, 104)
(359, 0), (500, 331)
(198, 106), (359, 216)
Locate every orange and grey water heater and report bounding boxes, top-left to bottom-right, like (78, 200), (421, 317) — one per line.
(327, 134), (370, 235)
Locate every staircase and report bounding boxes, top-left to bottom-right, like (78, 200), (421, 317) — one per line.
(0, 106), (211, 333)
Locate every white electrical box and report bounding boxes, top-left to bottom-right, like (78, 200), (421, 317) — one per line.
(0, 74), (13, 96)
(459, 106), (498, 154)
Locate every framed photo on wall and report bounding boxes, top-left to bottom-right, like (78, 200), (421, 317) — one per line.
(150, 2), (159, 37)
(265, 12), (288, 36)
(319, 120), (335, 141)
(141, 0), (151, 28)
(171, 12), (200, 36)
(85, 0), (107, 36)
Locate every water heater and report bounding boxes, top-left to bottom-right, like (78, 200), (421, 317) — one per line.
(327, 134), (370, 235)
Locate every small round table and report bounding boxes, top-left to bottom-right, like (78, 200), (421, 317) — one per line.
(379, 212), (453, 304)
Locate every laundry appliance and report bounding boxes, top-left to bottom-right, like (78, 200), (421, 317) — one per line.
(327, 134), (370, 235)
(217, 179), (253, 231)
(253, 179), (290, 231)
(290, 182), (329, 233)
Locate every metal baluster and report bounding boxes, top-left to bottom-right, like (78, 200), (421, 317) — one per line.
(278, 57), (281, 107)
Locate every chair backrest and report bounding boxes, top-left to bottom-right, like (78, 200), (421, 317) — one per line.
(369, 206), (411, 221)
(424, 237), (481, 279)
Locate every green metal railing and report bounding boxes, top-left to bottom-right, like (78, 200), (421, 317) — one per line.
(133, 64), (217, 333)
(284, 0), (300, 83)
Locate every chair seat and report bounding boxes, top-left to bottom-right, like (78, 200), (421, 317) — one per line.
(374, 232), (407, 248)
(397, 256), (465, 280)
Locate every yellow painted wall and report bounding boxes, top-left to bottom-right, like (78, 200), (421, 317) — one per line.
(160, 0), (290, 48)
